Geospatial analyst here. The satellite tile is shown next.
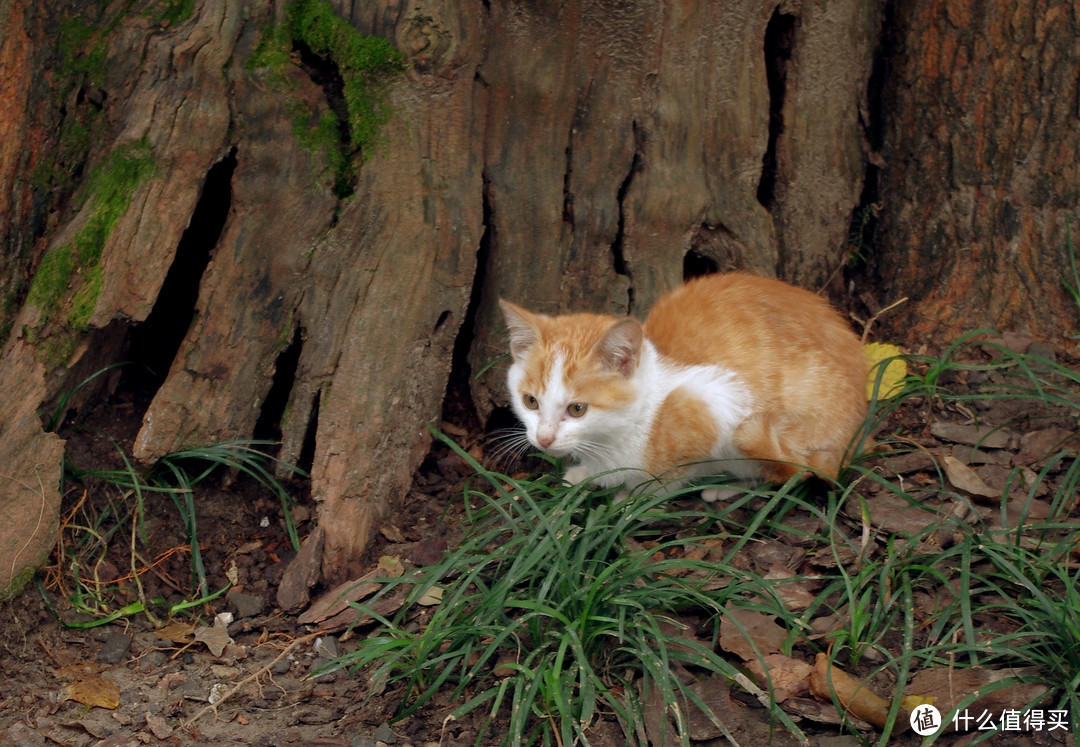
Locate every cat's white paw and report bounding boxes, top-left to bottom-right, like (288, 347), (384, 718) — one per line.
(700, 486), (740, 503)
(563, 464), (590, 485)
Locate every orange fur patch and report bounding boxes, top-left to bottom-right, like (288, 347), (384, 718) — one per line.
(644, 387), (718, 476)
(642, 273), (867, 481)
(517, 313), (639, 410)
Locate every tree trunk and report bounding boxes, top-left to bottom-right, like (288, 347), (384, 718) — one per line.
(468, 0), (878, 416)
(2, 0), (886, 595)
(873, 0), (1080, 345)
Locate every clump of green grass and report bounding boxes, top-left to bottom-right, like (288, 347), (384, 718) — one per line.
(69, 440), (305, 599)
(333, 430), (808, 745)
(828, 333), (1080, 741)
(44, 436), (306, 628)
(799, 487), (1080, 743)
(336, 330), (1079, 744)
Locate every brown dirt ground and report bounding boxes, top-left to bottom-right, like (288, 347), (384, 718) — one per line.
(2, 334), (1078, 747)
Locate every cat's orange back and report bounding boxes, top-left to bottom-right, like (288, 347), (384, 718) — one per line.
(643, 272), (867, 482)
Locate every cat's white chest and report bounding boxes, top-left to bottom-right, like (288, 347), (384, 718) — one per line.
(567, 344), (754, 489)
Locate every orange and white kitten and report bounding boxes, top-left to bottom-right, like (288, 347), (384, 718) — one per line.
(499, 272), (868, 500)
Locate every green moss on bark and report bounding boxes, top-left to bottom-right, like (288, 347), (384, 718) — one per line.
(27, 139), (156, 335)
(247, 0), (405, 197)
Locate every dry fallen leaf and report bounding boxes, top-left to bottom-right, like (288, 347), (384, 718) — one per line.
(809, 652), (895, 729)
(719, 606), (787, 662)
(416, 586), (444, 606)
(61, 675), (121, 710)
(56, 662), (99, 680)
(860, 492), (944, 535)
(380, 524), (406, 543)
(763, 565), (817, 612)
(145, 712), (174, 739)
(744, 653), (813, 703)
(905, 666), (1048, 725)
(193, 625), (234, 657)
(943, 456), (999, 499)
(682, 676), (740, 740)
(377, 555), (405, 578)
(157, 620), (197, 643)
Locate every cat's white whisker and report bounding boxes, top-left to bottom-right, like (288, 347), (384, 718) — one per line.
(482, 427), (535, 470)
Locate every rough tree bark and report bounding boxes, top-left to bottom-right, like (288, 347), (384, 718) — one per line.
(1, 0), (485, 593)
(2, 0), (886, 597)
(0, 0), (80, 600)
(873, 0), (1080, 344)
(468, 0), (878, 415)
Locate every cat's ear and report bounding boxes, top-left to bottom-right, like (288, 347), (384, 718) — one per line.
(595, 318), (642, 377)
(499, 299), (540, 360)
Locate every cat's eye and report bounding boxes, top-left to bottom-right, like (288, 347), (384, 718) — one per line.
(522, 394), (539, 410)
(567, 402), (588, 418)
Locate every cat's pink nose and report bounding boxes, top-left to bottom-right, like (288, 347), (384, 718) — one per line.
(537, 432), (555, 448)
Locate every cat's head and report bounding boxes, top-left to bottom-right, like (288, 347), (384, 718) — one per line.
(498, 300), (643, 457)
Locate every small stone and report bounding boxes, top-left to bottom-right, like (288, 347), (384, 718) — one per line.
(219, 642), (248, 663)
(208, 682), (229, 705)
(308, 657), (339, 682)
(97, 633), (133, 665)
(228, 591), (266, 619)
(145, 712), (174, 740)
(373, 722), (397, 744)
(313, 635), (340, 658)
(137, 650), (169, 672)
(272, 657), (292, 674)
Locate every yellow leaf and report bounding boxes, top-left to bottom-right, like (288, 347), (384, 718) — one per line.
(902, 694), (936, 711)
(809, 653), (891, 728)
(61, 675), (121, 709)
(864, 342), (907, 400)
